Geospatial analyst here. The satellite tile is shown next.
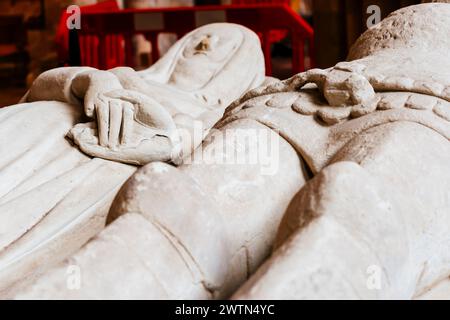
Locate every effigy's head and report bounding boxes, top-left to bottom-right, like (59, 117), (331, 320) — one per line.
(348, 3), (450, 60)
(176, 23), (245, 82)
(142, 23), (265, 106)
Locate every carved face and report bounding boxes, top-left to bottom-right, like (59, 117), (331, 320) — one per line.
(168, 25), (244, 92)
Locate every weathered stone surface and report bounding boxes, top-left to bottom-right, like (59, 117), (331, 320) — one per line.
(0, 23), (265, 297)
(230, 3), (450, 299)
(4, 3), (450, 300)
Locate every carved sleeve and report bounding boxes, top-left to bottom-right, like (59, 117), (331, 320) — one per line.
(26, 67), (124, 118)
(27, 67), (96, 105)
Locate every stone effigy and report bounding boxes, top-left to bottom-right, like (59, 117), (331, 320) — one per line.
(229, 3), (450, 299)
(6, 3), (450, 300)
(0, 23), (265, 297)
(31, 23), (265, 165)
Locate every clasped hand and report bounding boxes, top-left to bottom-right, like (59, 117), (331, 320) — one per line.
(69, 89), (182, 165)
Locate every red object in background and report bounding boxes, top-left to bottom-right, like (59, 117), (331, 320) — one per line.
(0, 14), (29, 86)
(232, 0), (289, 4)
(232, 0), (290, 45)
(56, 0), (120, 65)
(60, 2), (314, 76)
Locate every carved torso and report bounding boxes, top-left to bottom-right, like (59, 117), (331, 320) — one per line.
(217, 71), (450, 173)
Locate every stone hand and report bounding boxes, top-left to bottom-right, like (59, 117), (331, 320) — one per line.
(284, 67), (376, 107)
(91, 91), (134, 148)
(227, 66), (376, 117)
(71, 70), (124, 117)
(68, 89), (182, 165)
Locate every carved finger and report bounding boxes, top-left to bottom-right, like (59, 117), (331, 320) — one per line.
(121, 101), (134, 145)
(77, 140), (111, 162)
(108, 100), (122, 149)
(104, 89), (138, 104)
(96, 99), (109, 147)
(84, 87), (96, 118)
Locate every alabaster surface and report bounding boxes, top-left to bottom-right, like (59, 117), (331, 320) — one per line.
(230, 3), (450, 299)
(6, 3), (450, 300)
(0, 23), (265, 297)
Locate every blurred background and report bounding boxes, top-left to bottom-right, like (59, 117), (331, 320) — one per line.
(0, 0), (427, 107)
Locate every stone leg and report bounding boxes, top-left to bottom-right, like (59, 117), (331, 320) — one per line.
(0, 102), (136, 298)
(233, 121), (450, 299)
(16, 119), (308, 299)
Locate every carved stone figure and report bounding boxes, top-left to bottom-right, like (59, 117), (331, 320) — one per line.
(230, 3), (450, 299)
(6, 3), (450, 300)
(0, 23), (265, 296)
